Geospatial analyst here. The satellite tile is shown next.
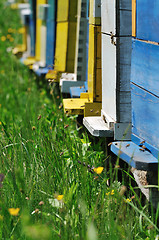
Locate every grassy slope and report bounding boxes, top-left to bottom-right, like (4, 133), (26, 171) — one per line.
(0, 1), (158, 239)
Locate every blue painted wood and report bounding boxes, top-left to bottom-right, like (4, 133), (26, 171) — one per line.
(131, 39), (159, 97)
(111, 141), (158, 170)
(131, 83), (159, 150)
(136, 0), (159, 42)
(35, 67), (49, 76)
(46, 0), (56, 67)
(70, 86), (86, 98)
(29, 0), (36, 56)
(132, 134), (159, 160)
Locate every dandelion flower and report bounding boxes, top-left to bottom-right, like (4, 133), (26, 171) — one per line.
(8, 208), (20, 216)
(9, 37), (14, 42)
(93, 167), (104, 174)
(57, 195), (64, 201)
(8, 28), (13, 33)
(7, 34), (11, 39)
(18, 28), (25, 34)
(111, 190), (114, 195)
(1, 36), (6, 42)
(125, 198), (131, 203)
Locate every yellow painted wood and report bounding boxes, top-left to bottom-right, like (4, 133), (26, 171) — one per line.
(10, 3), (19, 9)
(89, 0), (101, 25)
(23, 57), (36, 66)
(132, 0), (136, 37)
(35, 0), (46, 61)
(84, 102), (102, 117)
(63, 98), (89, 115)
(45, 70), (58, 81)
(54, 22), (77, 73)
(87, 25), (102, 102)
(57, 0), (78, 22)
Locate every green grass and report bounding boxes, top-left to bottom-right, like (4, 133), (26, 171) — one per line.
(0, 1), (159, 239)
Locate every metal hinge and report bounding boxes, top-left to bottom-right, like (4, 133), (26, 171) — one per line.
(110, 32), (116, 46)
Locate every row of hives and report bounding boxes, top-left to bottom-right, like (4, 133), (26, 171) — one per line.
(10, 0), (159, 173)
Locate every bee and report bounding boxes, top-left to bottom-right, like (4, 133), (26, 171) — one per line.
(142, 145), (146, 149)
(139, 148), (145, 152)
(108, 142), (112, 146)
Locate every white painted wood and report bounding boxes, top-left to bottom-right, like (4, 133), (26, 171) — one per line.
(21, 9), (31, 25)
(101, 0), (131, 36)
(40, 25), (47, 67)
(60, 73), (77, 82)
(101, 0), (115, 34)
(83, 117), (113, 137)
(102, 33), (116, 122)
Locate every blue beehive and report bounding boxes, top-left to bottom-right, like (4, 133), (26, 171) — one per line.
(111, 0), (159, 170)
(35, 0), (57, 76)
(29, 0), (36, 57)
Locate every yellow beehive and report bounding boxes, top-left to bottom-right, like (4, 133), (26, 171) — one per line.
(87, 24), (102, 102)
(54, 22), (77, 73)
(57, 0), (78, 22)
(63, 0), (102, 116)
(89, 0), (101, 25)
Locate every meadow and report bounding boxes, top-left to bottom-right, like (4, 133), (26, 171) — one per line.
(0, 1), (158, 239)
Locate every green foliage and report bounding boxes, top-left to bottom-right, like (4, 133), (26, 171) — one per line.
(0, 1), (158, 239)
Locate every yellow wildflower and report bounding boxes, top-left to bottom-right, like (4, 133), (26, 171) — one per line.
(8, 28), (13, 33)
(0, 70), (4, 74)
(106, 192), (110, 196)
(8, 208), (20, 216)
(125, 198), (131, 203)
(56, 195), (64, 201)
(93, 167), (104, 175)
(1, 36), (6, 42)
(18, 28), (25, 34)
(0, 215), (3, 221)
(7, 34), (11, 39)
(9, 37), (14, 42)
(111, 190), (114, 195)
(0, 122), (2, 125)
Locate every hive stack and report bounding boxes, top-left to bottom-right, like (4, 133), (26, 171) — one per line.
(63, 0), (102, 116)
(131, 0), (159, 154)
(54, 0), (78, 73)
(23, 0), (46, 67)
(60, 0), (89, 95)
